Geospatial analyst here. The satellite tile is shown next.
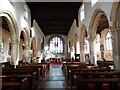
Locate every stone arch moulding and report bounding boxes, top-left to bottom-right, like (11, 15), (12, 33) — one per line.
(88, 9), (109, 41)
(79, 25), (87, 44)
(23, 27), (30, 46)
(0, 10), (19, 65)
(0, 11), (18, 41)
(20, 28), (29, 47)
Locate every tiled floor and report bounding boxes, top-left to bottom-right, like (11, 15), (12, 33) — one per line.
(39, 65), (70, 90)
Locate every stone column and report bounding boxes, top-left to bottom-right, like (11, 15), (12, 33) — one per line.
(0, 27), (2, 62)
(80, 43), (84, 62)
(16, 39), (19, 65)
(89, 41), (94, 64)
(24, 45), (30, 63)
(111, 27), (120, 70)
(88, 37), (96, 65)
(11, 39), (17, 66)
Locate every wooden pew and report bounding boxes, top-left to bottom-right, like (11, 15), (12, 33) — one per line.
(2, 67), (41, 84)
(2, 69), (37, 89)
(68, 68), (112, 88)
(73, 71), (120, 78)
(28, 63), (49, 75)
(76, 77), (120, 90)
(72, 71), (120, 88)
(67, 67), (111, 80)
(1, 75), (29, 90)
(19, 63), (49, 78)
(65, 62), (87, 78)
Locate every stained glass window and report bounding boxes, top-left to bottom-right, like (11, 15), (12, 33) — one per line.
(49, 36), (63, 53)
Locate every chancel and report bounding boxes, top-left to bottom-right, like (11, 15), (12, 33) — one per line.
(1, 0), (120, 90)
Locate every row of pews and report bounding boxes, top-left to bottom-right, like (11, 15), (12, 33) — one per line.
(64, 61), (120, 90)
(1, 62), (49, 90)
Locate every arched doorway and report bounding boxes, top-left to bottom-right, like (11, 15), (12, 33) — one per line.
(0, 11), (18, 65)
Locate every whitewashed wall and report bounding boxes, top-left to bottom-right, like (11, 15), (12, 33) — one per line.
(0, 0), (31, 63)
(31, 20), (45, 62)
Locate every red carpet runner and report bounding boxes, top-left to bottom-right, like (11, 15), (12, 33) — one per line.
(50, 61), (62, 65)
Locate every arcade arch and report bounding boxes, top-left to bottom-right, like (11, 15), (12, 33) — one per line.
(0, 11), (18, 65)
(88, 9), (110, 65)
(19, 29), (29, 61)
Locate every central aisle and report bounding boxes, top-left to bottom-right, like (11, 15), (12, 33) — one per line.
(39, 64), (68, 90)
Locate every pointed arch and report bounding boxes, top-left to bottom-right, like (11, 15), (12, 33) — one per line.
(0, 11), (18, 64)
(88, 9), (109, 41)
(88, 9), (110, 65)
(20, 29), (28, 47)
(80, 25), (87, 44)
(0, 11), (18, 41)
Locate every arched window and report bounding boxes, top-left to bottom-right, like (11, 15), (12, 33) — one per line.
(49, 36), (63, 53)
(91, 0), (98, 7)
(95, 34), (100, 52)
(80, 4), (85, 22)
(84, 38), (89, 53)
(105, 32), (112, 50)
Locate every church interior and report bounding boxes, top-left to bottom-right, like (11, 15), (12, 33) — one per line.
(1, 0), (120, 90)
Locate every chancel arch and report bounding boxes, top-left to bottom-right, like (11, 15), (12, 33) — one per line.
(0, 11), (18, 65)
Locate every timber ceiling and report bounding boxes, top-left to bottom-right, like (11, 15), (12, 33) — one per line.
(26, 2), (82, 36)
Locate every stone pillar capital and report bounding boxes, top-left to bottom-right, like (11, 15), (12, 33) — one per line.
(88, 35), (94, 42)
